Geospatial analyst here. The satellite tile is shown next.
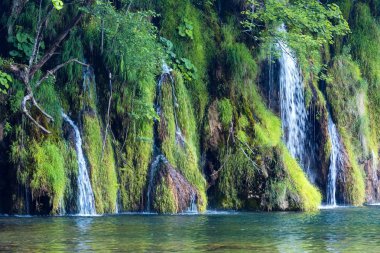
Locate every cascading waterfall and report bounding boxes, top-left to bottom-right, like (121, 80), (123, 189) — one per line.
(186, 192), (198, 213)
(146, 63), (193, 212)
(326, 115), (343, 206)
(278, 27), (314, 181)
(62, 112), (96, 215)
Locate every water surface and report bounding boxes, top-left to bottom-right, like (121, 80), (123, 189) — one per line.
(1, 207), (380, 252)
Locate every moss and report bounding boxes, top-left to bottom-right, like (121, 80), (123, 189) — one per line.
(281, 144), (322, 211)
(82, 114), (118, 213)
(30, 140), (66, 213)
(217, 147), (255, 209)
(118, 77), (155, 211)
(159, 71), (207, 212)
(153, 180), (176, 214)
(217, 98), (233, 128)
(340, 129), (366, 205)
(158, 0), (215, 123)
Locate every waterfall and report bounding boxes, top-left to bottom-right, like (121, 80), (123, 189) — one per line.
(278, 28), (314, 181)
(326, 115), (343, 206)
(62, 112), (96, 215)
(146, 63), (193, 212)
(159, 63), (185, 145)
(186, 192), (198, 214)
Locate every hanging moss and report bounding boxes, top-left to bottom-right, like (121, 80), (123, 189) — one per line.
(280, 144), (322, 211)
(340, 129), (366, 205)
(30, 140), (66, 213)
(82, 113), (118, 214)
(159, 71), (207, 212)
(158, 0), (216, 123)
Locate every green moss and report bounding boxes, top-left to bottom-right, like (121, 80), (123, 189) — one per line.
(153, 180), (176, 214)
(30, 140), (66, 213)
(217, 98), (233, 128)
(217, 147), (255, 209)
(280, 144), (322, 211)
(340, 129), (366, 205)
(327, 52), (373, 158)
(159, 71), (207, 212)
(119, 78), (155, 211)
(158, 0), (215, 123)
(82, 114), (118, 214)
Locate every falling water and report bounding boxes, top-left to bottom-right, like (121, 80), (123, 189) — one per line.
(326, 115), (343, 206)
(159, 63), (185, 145)
(278, 28), (314, 181)
(62, 112), (96, 215)
(186, 192), (198, 214)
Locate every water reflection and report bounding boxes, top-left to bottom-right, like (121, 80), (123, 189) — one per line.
(0, 207), (380, 252)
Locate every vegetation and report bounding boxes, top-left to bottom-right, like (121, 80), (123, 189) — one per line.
(0, 0), (378, 215)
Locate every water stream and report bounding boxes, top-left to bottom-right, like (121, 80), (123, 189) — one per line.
(62, 112), (96, 215)
(278, 27), (314, 182)
(326, 115), (343, 206)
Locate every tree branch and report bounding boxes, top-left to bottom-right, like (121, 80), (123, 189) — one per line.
(35, 58), (89, 88)
(29, 11), (84, 77)
(101, 72), (113, 161)
(21, 94), (51, 134)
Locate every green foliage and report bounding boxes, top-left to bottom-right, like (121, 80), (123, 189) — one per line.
(52, 0), (64, 10)
(89, 3), (162, 81)
(243, 0), (349, 77)
(34, 77), (62, 130)
(178, 18), (194, 40)
(158, 0), (214, 123)
(217, 98), (233, 128)
(0, 70), (12, 94)
(349, 3), (380, 146)
(30, 140), (66, 213)
(7, 29), (44, 62)
(160, 37), (198, 81)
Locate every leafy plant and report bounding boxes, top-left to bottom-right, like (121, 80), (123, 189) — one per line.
(52, 0), (64, 10)
(242, 0), (350, 77)
(0, 71), (12, 94)
(8, 30), (44, 61)
(178, 18), (194, 40)
(160, 37), (197, 81)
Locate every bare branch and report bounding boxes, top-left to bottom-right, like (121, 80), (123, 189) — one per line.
(28, 3), (54, 69)
(29, 11), (84, 77)
(21, 94), (51, 134)
(101, 72), (113, 161)
(35, 59), (89, 88)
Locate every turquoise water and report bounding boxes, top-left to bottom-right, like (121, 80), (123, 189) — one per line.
(1, 207), (380, 252)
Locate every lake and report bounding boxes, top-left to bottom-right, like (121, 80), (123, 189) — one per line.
(1, 206), (380, 252)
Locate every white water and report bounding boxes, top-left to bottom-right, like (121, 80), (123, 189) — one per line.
(158, 63), (185, 145)
(278, 33), (312, 179)
(326, 115), (343, 206)
(186, 193), (198, 214)
(62, 112), (96, 215)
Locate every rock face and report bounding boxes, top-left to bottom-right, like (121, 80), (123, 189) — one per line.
(364, 154), (380, 203)
(154, 162), (199, 213)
